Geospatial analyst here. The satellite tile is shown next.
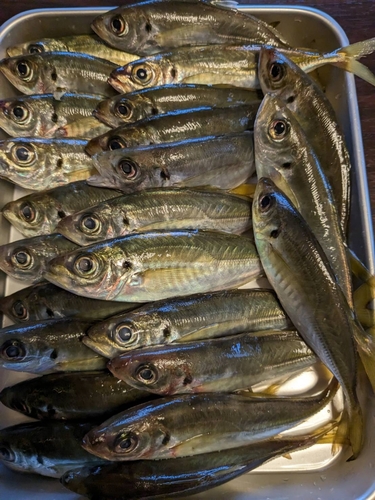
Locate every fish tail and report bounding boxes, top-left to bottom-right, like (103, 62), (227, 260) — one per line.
(331, 38), (375, 86)
(347, 403), (364, 461)
(352, 319), (375, 392)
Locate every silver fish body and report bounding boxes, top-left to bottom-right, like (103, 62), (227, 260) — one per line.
(0, 421), (104, 478)
(82, 380), (336, 461)
(0, 52), (118, 97)
(7, 34), (139, 66)
(0, 318), (106, 374)
(95, 84), (262, 128)
(0, 233), (78, 284)
(44, 230), (262, 302)
(91, 0), (290, 55)
(0, 93), (108, 139)
(86, 104), (259, 155)
(89, 132), (255, 192)
(0, 283), (139, 324)
(84, 289), (291, 358)
(108, 330), (316, 395)
(1, 180), (122, 238)
(252, 178), (363, 460)
(0, 370), (154, 421)
(56, 187), (252, 246)
(0, 137), (96, 191)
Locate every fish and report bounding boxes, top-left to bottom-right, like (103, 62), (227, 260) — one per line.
(108, 330), (317, 395)
(0, 421), (104, 478)
(0, 137), (96, 191)
(0, 283), (139, 324)
(0, 318), (106, 374)
(94, 84), (262, 128)
(44, 230), (263, 303)
(109, 40), (375, 94)
(0, 233), (78, 284)
(0, 52), (119, 97)
(7, 34), (140, 66)
(257, 46), (352, 233)
(56, 187), (252, 246)
(1, 180), (122, 238)
(0, 93), (109, 139)
(81, 378), (337, 461)
(86, 104), (259, 155)
(252, 177), (363, 460)
(91, 0), (290, 56)
(84, 289), (291, 359)
(62, 429), (330, 499)
(0, 370), (154, 421)
(89, 132), (255, 192)
(254, 94), (352, 305)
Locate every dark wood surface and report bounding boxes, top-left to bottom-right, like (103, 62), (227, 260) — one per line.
(0, 0), (374, 226)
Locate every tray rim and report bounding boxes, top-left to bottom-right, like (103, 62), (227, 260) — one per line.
(0, 4), (374, 499)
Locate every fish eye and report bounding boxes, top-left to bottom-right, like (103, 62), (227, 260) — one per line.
(116, 101), (132, 118)
(269, 62), (285, 82)
(74, 255), (98, 276)
(0, 446), (15, 462)
(1, 339), (26, 361)
(20, 202), (36, 222)
(80, 214), (101, 234)
(108, 137), (126, 151)
(133, 65), (153, 85)
(16, 60), (32, 79)
(28, 43), (44, 55)
(259, 194), (274, 212)
(11, 300), (28, 320)
(11, 249), (33, 269)
(114, 432), (138, 453)
(110, 16), (128, 36)
(118, 159), (138, 179)
(114, 324), (134, 344)
(135, 364), (158, 385)
(12, 144), (35, 165)
(268, 119), (289, 141)
(11, 104), (29, 123)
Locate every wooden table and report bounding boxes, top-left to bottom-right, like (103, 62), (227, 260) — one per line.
(0, 0), (374, 226)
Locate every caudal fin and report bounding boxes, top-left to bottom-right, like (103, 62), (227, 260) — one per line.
(348, 403), (364, 461)
(331, 38), (375, 86)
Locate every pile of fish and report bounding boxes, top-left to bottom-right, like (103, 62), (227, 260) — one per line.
(0, 0), (374, 498)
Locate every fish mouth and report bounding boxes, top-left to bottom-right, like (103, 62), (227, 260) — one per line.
(85, 138), (103, 157)
(82, 335), (112, 359)
(91, 16), (106, 40)
(107, 75), (127, 93)
(81, 430), (110, 460)
(43, 262), (77, 294)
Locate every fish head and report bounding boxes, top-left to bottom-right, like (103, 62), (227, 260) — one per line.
(57, 204), (116, 246)
(0, 323), (47, 372)
(0, 96), (42, 137)
(84, 313), (155, 358)
(0, 292), (30, 323)
(109, 56), (164, 94)
(1, 193), (56, 238)
(108, 349), (189, 396)
(0, 385), (37, 419)
(7, 39), (64, 58)
(252, 177), (287, 255)
(254, 94), (303, 204)
(94, 93), (147, 128)
(0, 138), (44, 188)
(258, 47), (303, 113)
(0, 55), (46, 94)
(44, 242), (133, 300)
(91, 7), (143, 55)
(92, 149), (147, 192)
(86, 129), (129, 156)
(0, 237), (46, 283)
(82, 401), (171, 461)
